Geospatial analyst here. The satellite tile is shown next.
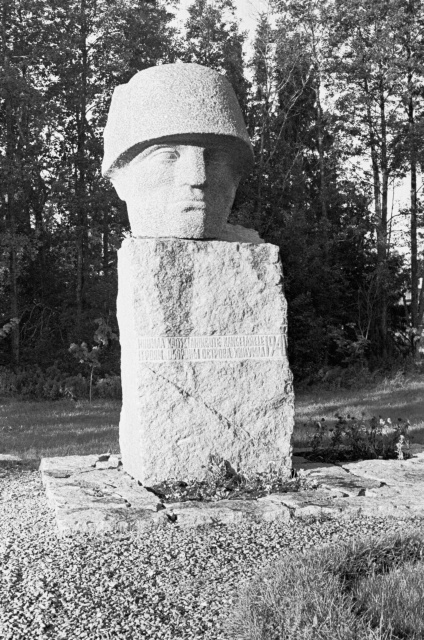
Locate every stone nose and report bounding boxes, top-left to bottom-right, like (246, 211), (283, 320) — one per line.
(177, 146), (207, 187)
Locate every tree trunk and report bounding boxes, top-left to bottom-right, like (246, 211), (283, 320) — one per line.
(407, 55), (420, 359)
(9, 229), (19, 365)
(75, 0), (88, 337)
(364, 79), (382, 235)
(2, 0), (19, 366)
(315, 73), (328, 261)
(418, 273), (424, 347)
(377, 78), (389, 356)
(103, 208), (109, 279)
(255, 93), (267, 221)
(364, 77), (387, 355)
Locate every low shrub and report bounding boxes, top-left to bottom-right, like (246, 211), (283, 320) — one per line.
(94, 375), (122, 400)
(227, 532), (424, 640)
(307, 414), (411, 463)
(0, 365), (121, 401)
(61, 374), (90, 400)
(0, 364), (64, 400)
(315, 364), (378, 390)
(0, 366), (19, 396)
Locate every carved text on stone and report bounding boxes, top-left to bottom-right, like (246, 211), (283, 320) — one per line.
(138, 334), (286, 362)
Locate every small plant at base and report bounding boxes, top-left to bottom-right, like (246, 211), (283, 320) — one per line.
(395, 435), (405, 460)
(69, 342), (100, 403)
(308, 415), (411, 463)
(69, 318), (118, 402)
(309, 418), (328, 453)
(147, 455), (318, 503)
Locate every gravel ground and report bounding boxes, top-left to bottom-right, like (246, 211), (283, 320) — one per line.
(1, 462), (424, 640)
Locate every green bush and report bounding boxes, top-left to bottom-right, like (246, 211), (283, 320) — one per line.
(228, 532), (424, 640)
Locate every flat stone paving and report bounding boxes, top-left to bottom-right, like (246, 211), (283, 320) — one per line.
(36, 448), (424, 537)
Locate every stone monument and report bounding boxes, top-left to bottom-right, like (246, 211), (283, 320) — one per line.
(103, 63), (294, 485)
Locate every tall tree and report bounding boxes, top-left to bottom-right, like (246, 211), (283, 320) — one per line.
(182, 0), (249, 111)
(327, 0), (411, 355)
(0, 0), (179, 368)
(393, 0), (424, 353)
(0, 0), (51, 365)
(34, 0), (178, 341)
(241, 10), (318, 234)
(242, 1), (384, 377)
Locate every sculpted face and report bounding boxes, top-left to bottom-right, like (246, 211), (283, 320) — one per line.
(111, 135), (242, 239)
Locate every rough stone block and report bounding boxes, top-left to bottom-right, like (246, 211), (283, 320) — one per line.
(39, 453), (424, 536)
(40, 455), (162, 536)
(118, 237), (294, 485)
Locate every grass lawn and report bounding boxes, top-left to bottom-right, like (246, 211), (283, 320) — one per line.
(0, 398), (120, 460)
(1, 373), (423, 460)
(293, 374), (424, 451)
(229, 532), (424, 640)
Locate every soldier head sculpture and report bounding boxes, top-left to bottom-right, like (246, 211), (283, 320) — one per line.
(102, 63), (254, 240)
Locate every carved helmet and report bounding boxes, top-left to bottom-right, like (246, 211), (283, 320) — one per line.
(102, 63), (254, 178)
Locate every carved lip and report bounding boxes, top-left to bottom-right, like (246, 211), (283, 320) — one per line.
(175, 200), (207, 208)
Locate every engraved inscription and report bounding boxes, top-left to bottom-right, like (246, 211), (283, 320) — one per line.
(138, 334), (286, 362)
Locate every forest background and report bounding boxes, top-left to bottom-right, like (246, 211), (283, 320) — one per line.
(1, 0), (424, 400)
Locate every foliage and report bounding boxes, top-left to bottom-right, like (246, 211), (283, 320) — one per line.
(0, 318), (19, 341)
(232, 0), (411, 380)
(0, 0), (422, 383)
(146, 453), (317, 503)
(0, 0), (176, 372)
(308, 414), (411, 462)
(227, 532), (424, 640)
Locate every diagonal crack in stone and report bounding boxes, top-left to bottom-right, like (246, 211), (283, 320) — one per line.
(147, 366), (255, 443)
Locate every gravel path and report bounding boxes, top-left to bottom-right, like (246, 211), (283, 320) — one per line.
(1, 463), (424, 639)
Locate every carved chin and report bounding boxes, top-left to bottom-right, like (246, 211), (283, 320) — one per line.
(166, 209), (223, 239)
(128, 204), (229, 239)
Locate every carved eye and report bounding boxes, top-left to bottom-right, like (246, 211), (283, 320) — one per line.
(152, 146), (179, 160)
(134, 146), (179, 165)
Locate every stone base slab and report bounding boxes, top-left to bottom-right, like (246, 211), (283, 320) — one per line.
(40, 451), (424, 537)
